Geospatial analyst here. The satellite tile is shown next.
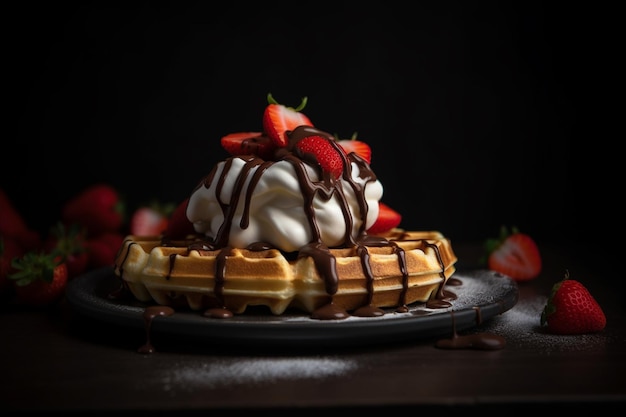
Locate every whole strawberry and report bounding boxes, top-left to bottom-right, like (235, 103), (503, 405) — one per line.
(43, 222), (89, 280)
(9, 252), (68, 307)
(62, 183), (125, 237)
(85, 232), (125, 269)
(541, 271), (606, 335)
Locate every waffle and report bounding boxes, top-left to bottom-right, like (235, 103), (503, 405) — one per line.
(113, 229), (457, 316)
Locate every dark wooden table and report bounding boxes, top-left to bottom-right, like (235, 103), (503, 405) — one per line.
(2, 242), (625, 414)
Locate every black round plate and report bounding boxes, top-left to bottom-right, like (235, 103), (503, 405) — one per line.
(65, 267), (518, 348)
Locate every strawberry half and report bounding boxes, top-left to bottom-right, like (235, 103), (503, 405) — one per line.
(220, 132), (277, 160)
(295, 135), (344, 179)
(367, 202), (402, 234)
(130, 201), (176, 236)
(540, 271), (606, 334)
(483, 226), (542, 281)
(337, 134), (372, 164)
(262, 94), (313, 147)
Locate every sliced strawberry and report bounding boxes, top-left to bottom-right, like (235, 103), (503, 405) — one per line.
(337, 138), (372, 164)
(484, 226), (542, 281)
(262, 94), (313, 147)
(164, 198), (196, 239)
(295, 135), (344, 179)
(220, 132), (277, 160)
(367, 202), (402, 234)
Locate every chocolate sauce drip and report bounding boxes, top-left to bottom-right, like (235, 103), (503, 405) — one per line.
(352, 305), (385, 317)
(356, 245), (374, 305)
(298, 242), (338, 295)
(311, 302), (349, 320)
(138, 306), (175, 354)
(446, 277), (463, 286)
(424, 241), (447, 300)
(215, 156), (265, 248)
(110, 239), (136, 299)
(435, 310), (506, 350)
(166, 253), (177, 280)
(204, 307), (233, 319)
(115, 239), (136, 280)
(246, 242), (275, 251)
(241, 160), (272, 229)
(214, 246), (233, 302)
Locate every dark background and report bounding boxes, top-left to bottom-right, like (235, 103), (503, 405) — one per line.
(2, 2), (616, 252)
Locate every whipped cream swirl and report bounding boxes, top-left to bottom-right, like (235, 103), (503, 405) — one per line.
(186, 127), (383, 253)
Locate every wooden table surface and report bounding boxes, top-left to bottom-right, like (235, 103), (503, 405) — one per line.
(2, 242), (625, 414)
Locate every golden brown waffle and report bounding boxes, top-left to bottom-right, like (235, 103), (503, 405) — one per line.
(113, 229), (457, 316)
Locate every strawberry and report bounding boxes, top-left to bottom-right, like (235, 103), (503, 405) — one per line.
(1, 236), (25, 297)
(262, 93), (313, 147)
(85, 232), (125, 269)
(220, 132), (277, 160)
(367, 202), (402, 234)
(9, 252), (68, 307)
(130, 202), (175, 236)
(541, 271), (606, 335)
(164, 198), (196, 239)
(337, 133), (372, 164)
(0, 188), (42, 251)
(43, 222), (89, 280)
(482, 226), (542, 281)
(295, 134), (344, 179)
(62, 183), (125, 237)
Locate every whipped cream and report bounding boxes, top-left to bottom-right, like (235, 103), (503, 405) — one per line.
(186, 156), (383, 253)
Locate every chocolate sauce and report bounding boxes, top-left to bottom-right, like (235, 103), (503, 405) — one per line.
(138, 306), (175, 354)
(435, 309), (506, 350)
(115, 126), (451, 321)
(445, 276), (463, 286)
(311, 302), (350, 320)
(204, 307), (233, 319)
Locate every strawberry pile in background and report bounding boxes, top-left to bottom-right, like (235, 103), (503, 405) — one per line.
(0, 184), (607, 336)
(0, 184), (192, 308)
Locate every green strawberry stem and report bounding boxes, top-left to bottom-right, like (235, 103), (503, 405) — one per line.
(9, 252), (60, 286)
(267, 93), (308, 112)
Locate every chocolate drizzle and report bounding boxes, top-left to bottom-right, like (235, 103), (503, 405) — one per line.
(116, 126), (451, 321)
